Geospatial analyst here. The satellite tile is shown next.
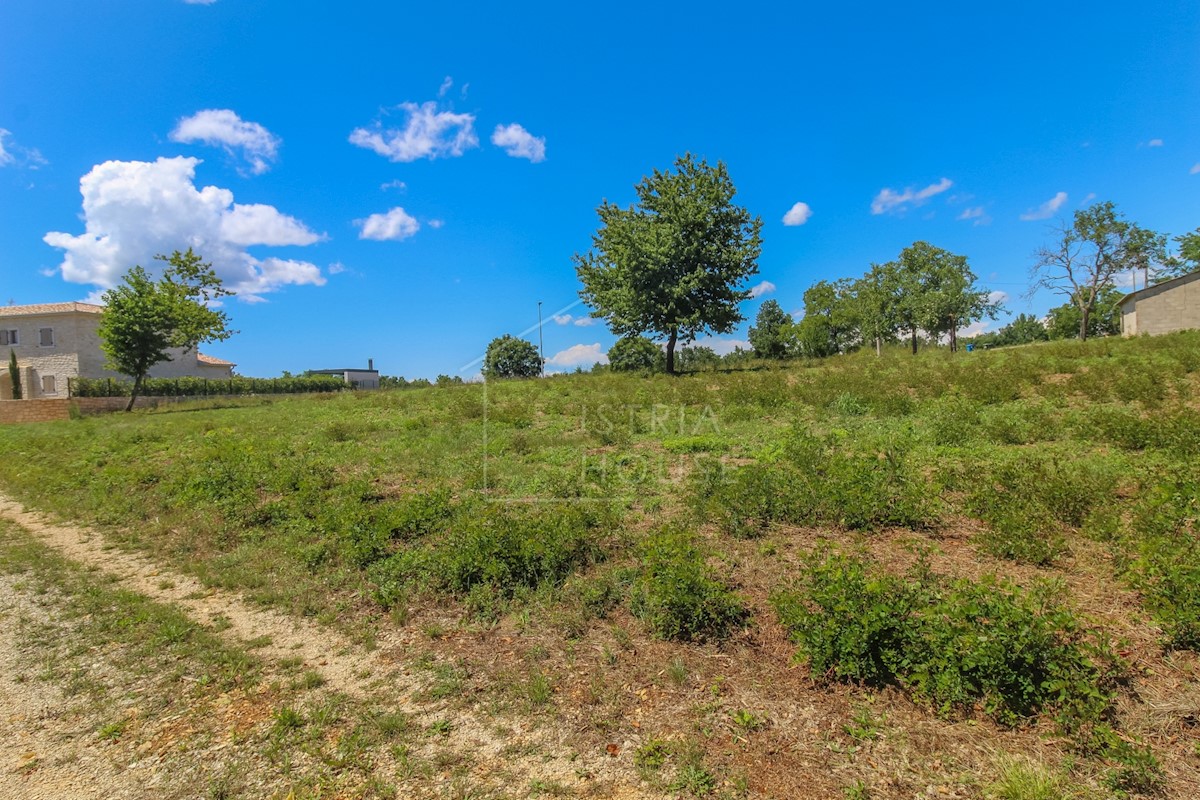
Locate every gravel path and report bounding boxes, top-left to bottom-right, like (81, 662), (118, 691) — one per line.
(0, 493), (653, 799)
(0, 576), (156, 800)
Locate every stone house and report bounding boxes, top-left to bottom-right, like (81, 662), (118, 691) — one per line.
(1119, 271), (1200, 336)
(0, 302), (235, 400)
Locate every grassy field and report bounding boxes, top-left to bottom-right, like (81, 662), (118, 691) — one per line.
(2, 333), (1199, 798)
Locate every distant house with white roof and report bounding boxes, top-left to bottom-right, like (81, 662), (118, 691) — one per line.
(0, 302), (235, 400)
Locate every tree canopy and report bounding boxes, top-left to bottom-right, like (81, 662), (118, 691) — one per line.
(1030, 202), (1165, 340)
(482, 335), (543, 379)
(747, 300), (794, 359)
(574, 154), (763, 374)
(98, 249), (234, 410)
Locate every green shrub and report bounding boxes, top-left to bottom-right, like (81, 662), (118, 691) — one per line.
(772, 550), (1119, 727)
(1124, 470), (1200, 649)
(693, 432), (937, 535)
(366, 504), (607, 610)
(631, 528), (748, 641)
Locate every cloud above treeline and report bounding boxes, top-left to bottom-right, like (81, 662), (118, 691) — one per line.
(43, 156), (326, 302)
(871, 178), (953, 215)
(491, 123), (546, 162)
(782, 202), (811, 226)
(1019, 191), (1067, 221)
(357, 207), (420, 241)
(350, 101), (479, 162)
(170, 109), (281, 175)
(547, 343), (607, 367)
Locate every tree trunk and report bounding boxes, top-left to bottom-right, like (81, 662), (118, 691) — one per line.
(949, 322), (958, 353)
(665, 329), (678, 375)
(874, 336), (881, 357)
(1079, 306), (1090, 341)
(126, 374), (143, 412)
(910, 328), (918, 355)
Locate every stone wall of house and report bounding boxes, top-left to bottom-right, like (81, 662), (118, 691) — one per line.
(4, 311), (233, 397)
(2, 311), (84, 398)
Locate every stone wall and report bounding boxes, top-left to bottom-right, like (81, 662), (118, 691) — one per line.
(0, 395), (206, 425)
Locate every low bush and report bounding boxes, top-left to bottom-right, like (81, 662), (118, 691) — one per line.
(366, 504), (608, 612)
(693, 432), (937, 536)
(1124, 470), (1200, 650)
(631, 527), (748, 641)
(772, 550), (1120, 727)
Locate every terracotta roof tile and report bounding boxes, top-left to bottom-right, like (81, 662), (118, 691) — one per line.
(197, 352), (236, 366)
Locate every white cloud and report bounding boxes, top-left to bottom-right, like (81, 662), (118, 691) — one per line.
(380, 179), (407, 192)
(0, 129), (46, 168)
(749, 280), (776, 298)
(690, 337), (750, 356)
(328, 262), (347, 275)
(438, 76), (454, 98)
(221, 203), (322, 246)
(1147, 138), (1164, 147)
(782, 201), (812, 226)
(956, 206), (991, 226)
(43, 156), (325, 302)
(547, 343), (607, 367)
(870, 178), (953, 215)
(1019, 191), (1068, 221)
(987, 290), (1008, 306)
(357, 207), (420, 241)
(349, 101), (478, 162)
(959, 320), (992, 338)
(427, 219), (445, 229)
(491, 123), (546, 162)
(170, 109), (281, 175)
(1191, 163), (1200, 175)
(551, 314), (597, 327)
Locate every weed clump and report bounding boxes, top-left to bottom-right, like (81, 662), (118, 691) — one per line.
(771, 549), (1120, 728)
(631, 527), (748, 641)
(693, 432), (937, 537)
(1123, 469), (1200, 650)
(367, 504), (608, 614)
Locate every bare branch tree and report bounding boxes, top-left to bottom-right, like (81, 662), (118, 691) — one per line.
(1029, 201), (1165, 340)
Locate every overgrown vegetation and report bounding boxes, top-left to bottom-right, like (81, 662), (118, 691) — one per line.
(2, 331), (1200, 797)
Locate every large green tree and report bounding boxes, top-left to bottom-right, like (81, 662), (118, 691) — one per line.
(1030, 202), (1166, 340)
(848, 264), (901, 356)
(482, 335), (543, 379)
(910, 243), (999, 352)
(98, 249), (234, 410)
(1159, 227), (1200, 282)
(747, 299), (794, 359)
(574, 154), (763, 374)
(794, 279), (857, 357)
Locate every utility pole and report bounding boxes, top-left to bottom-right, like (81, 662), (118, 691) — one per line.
(537, 301), (544, 377)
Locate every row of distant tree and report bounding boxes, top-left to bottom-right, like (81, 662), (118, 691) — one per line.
(83, 155), (1198, 392)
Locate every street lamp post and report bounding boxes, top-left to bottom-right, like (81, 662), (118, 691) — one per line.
(537, 301), (544, 377)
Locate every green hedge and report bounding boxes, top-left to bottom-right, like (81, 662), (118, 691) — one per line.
(70, 374), (349, 397)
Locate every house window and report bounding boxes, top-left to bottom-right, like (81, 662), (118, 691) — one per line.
(39, 327), (54, 347)
(0, 329), (17, 346)
(42, 375), (57, 395)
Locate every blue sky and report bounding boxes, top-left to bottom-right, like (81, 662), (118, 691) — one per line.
(2, 0), (1198, 378)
